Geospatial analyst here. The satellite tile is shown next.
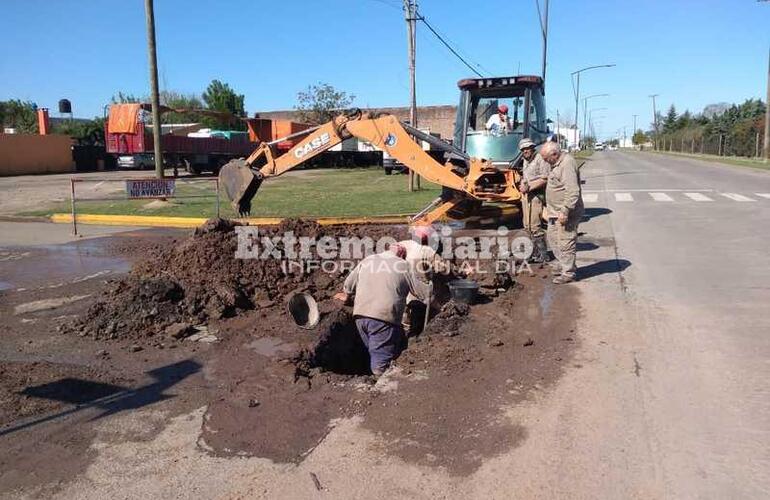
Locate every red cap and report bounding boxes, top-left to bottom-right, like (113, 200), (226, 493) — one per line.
(498, 104), (509, 113)
(391, 243), (407, 260)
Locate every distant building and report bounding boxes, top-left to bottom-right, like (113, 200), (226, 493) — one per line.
(254, 105), (457, 140)
(561, 126), (580, 150)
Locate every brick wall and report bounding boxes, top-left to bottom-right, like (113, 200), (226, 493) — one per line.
(255, 105), (458, 140)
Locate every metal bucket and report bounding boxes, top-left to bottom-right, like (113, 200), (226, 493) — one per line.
(286, 292), (320, 329)
(448, 279), (479, 305)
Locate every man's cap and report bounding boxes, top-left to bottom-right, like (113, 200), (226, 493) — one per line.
(518, 138), (535, 150)
(498, 104), (509, 113)
(390, 243), (407, 260)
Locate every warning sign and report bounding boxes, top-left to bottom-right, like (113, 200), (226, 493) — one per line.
(126, 179), (176, 199)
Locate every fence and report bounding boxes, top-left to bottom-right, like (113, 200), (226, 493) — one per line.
(654, 132), (766, 158)
(68, 176), (221, 235)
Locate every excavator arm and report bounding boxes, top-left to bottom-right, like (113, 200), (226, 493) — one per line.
(219, 111), (521, 224)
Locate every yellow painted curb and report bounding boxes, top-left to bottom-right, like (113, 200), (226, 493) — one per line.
(50, 213), (411, 228)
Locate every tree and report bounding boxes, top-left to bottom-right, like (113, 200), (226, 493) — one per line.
(111, 92), (142, 104)
(632, 129), (648, 145)
(295, 83), (355, 125)
(160, 91), (206, 124)
(0, 100), (38, 134)
(202, 80), (245, 130)
(53, 117), (105, 145)
(662, 104), (678, 133)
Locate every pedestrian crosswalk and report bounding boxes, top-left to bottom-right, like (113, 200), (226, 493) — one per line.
(615, 193), (634, 202)
(683, 192), (713, 201)
(649, 192), (674, 202)
(582, 192), (770, 204)
(719, 193), (755, 202)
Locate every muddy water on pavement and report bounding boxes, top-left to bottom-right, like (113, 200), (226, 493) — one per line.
(0, 229), (181, 291)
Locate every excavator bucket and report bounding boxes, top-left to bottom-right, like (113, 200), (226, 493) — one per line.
(218, 159), (263, 217)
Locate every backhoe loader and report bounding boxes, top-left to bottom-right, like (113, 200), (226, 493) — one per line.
(219, 76), (547, 225)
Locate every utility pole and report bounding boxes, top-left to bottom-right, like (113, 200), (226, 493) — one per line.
(649, 94), (659, 150)
(144, 0), (163, 179)
(403, 0), (419, 190)
(759, 2), (769, 158)
(536, 0), (549, 84)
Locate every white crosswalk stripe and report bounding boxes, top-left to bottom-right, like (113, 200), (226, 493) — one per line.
(684, 192), (713, 201)
(650, 192), (674, 202)
(755, 193), (770, 199)
(720, 193), (755, 202)
(583, 193), (599, 203)
(615, 193), (633, 202)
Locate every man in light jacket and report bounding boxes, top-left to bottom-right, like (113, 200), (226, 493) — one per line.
(335, 244), (429, 376)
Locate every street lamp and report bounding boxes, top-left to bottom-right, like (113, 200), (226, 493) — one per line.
(588, 108), (607, 144)
(649, 94), (659, 150)
(571, 64), (615, 147)
(583, 93), (609, 147)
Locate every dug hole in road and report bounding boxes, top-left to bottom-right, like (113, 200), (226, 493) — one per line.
(0, 216), (577, 498)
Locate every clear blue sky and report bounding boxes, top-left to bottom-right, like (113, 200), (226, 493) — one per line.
(2, 0), (768, 139)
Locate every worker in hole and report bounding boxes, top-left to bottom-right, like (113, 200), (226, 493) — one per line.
(334, 243), (430, 377)
(517, 138), (551, 264)
(398, 225), (448, 336)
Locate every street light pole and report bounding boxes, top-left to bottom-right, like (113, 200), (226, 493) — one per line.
(760, 0), (769, 158)
(633, 114), (638, 147)
(144, 0), (164, 179)
(571, 64), (615, 148)
(649, 94), (659, 150)
(588, 108), (607, 145)
(582, 93), (609, 149)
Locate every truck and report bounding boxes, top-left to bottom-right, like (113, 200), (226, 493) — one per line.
(105, 103), (258, 174)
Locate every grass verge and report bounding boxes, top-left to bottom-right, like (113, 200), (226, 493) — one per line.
(24, 168), (443, 219)
(639, 150), (769, 171)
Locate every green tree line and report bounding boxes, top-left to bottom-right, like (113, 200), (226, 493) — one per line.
(1, 79), (247, 144)
(654, 99), (766, 157)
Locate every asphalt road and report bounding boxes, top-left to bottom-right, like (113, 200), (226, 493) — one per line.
(1, 152), (768, 498)
(533, 150), (770, 498)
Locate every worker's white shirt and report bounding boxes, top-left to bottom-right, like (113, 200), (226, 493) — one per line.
(398, 240), (439, 276)
(485, 114), (513, 133)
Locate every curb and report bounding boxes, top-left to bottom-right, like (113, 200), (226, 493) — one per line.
(0, 215), (52, 223)
(49, 213), (412, 228)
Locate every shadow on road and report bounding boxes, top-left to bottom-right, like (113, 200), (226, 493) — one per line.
(1, 359), (201, 437)
(577, 241), (600, 252)
(578, 258), (631, 281)
(582, 207), (613, 222)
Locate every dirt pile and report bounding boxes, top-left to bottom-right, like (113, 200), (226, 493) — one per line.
(67, 219), (407, 343)
(424, 300), (471, 337)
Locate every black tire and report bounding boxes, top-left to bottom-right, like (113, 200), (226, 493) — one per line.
(384, 167), (393, 175)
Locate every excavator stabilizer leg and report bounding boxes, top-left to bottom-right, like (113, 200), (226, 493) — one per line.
(218, 159), (263, 217)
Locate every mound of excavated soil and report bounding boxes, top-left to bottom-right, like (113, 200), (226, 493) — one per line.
(67, 219), (407, 343)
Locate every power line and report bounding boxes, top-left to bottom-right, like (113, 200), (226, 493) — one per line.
(367, 0), (401, 10)
(415, 12), (487, 77)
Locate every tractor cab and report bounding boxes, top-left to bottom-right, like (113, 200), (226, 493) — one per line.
(453, 75), (547, 167)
